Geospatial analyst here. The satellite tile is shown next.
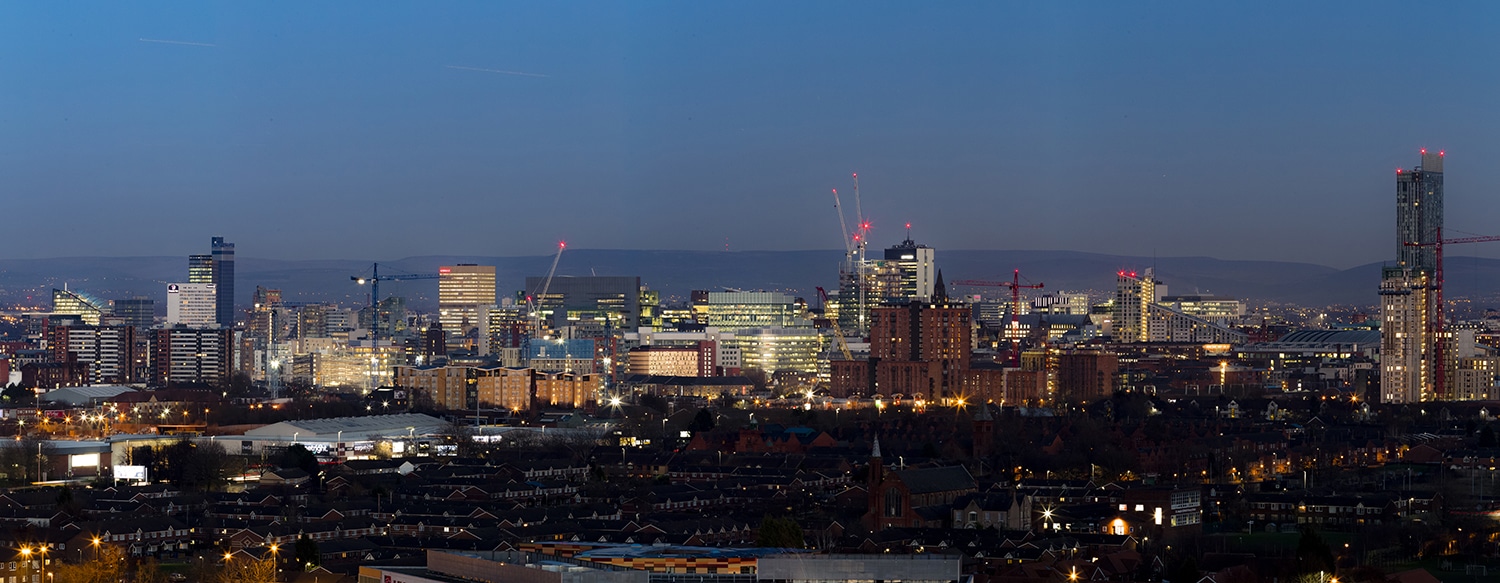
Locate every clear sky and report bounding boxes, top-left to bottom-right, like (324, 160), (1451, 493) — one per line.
(3, 2), (1499, 267)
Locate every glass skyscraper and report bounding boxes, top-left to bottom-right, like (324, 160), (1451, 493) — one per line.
(212, 237), (235, 327)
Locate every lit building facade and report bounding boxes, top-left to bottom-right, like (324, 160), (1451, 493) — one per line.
(1112, 270), (1156, 342)
(703, 291), (808, 331)
(51, 288), (110, 326)
(479, 305), (527, 356)
(534, 372), (600, 410)
(626, 344), (716, 377)
(188, 254), (214, 284)
(732, 328), (822, 377)
(1113, 269), (1244, 344)
(48, 323), (140, 384)
(524, 276), (641, 334)
(881, 239), (937, 302)
(1158, 295), (1244, 325)
(528, 338), (599, 373)
(166, 283), (217, 328)
(153, 327), (233, 387)
(1382, 150), (1444, 403)
(439, 265), (497, 349)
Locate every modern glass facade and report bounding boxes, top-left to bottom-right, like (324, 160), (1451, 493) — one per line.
(211, 237), (235, 327)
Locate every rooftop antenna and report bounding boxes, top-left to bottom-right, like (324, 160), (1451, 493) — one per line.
(906, 222), (912, 241)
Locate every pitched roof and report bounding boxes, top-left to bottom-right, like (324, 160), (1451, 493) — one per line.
(894, 466), (976, 495)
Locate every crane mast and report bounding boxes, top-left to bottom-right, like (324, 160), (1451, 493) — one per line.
(1404, 229), (1500, 398)
(527, 241), (567, 337)
(952, 270), (1044, 366)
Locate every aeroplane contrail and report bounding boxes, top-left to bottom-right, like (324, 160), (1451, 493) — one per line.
(138, 38), (217, 47)
(445, 65), (548, 78)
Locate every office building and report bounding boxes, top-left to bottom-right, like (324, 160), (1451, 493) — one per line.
(881, 238), (937, 302)
(296, 304), (329, 339)
(112, 297), (155, 329)
(188, 254), (214, 284)
(627, 327), (741, 373)
(360, 296), (408, 339)
(438, 264), (497, 349)
(732, 328), (823, 378)
(51, 288), (110, 326)
(166, 283), (217, 328)
(702, 291), (809, 331)
(1382, 150), (1445, 403)
(524, 276), (641, 333)
(1159, 295), (1244, 325)
(153, 327), (233, 387)
(211, 237), (235, 327)
(1032, 292), (1092, 316)
(626, 344), (716, 377)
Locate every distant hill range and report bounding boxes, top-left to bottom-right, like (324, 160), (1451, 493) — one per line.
(4, 250), (1500, 311)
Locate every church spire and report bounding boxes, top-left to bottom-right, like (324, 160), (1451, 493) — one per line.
(933, 269), (948, 303)
(872, 436), (882, 458)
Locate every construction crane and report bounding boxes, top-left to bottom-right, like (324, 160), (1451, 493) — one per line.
(351, 263), (440, 311)
(1402, 228), (1500, 397)
(852, 173), (871, 337)
(815, 286), (854, 360)
(524, 241), (567, 337)
(953, 270), (1044, 366)
(830, 179), (873, 337)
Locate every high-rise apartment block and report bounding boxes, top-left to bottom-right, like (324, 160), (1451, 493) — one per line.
(1382, 150), (1445, 403)
(48, 322), (140, 384)
(154, 327), (234, 387)
(438, 264), (497, 349)
(1112, 270), (1245, 344)
(1113, 270), (1156, 342)
(832, 280), (970, 401)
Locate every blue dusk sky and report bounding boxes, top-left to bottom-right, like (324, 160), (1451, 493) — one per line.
(2, 1), (1499, 267)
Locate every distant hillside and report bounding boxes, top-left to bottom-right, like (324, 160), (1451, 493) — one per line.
(5, 250), (1500, 311)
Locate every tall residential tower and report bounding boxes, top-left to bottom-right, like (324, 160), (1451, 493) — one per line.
(1381, 150), (1444, 404)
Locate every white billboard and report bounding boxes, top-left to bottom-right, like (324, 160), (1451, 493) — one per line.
(114, 465), (148, 481)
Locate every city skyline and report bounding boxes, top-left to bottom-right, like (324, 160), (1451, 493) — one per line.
(4, 2), (1500, 266)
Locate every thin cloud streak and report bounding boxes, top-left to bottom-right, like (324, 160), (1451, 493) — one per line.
(138, 38), (217, 47)
(445, 65), (548, 78)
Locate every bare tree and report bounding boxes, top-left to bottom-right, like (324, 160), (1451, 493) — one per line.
(215, 556), (278, 583)
(52, 543), (125, 583)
